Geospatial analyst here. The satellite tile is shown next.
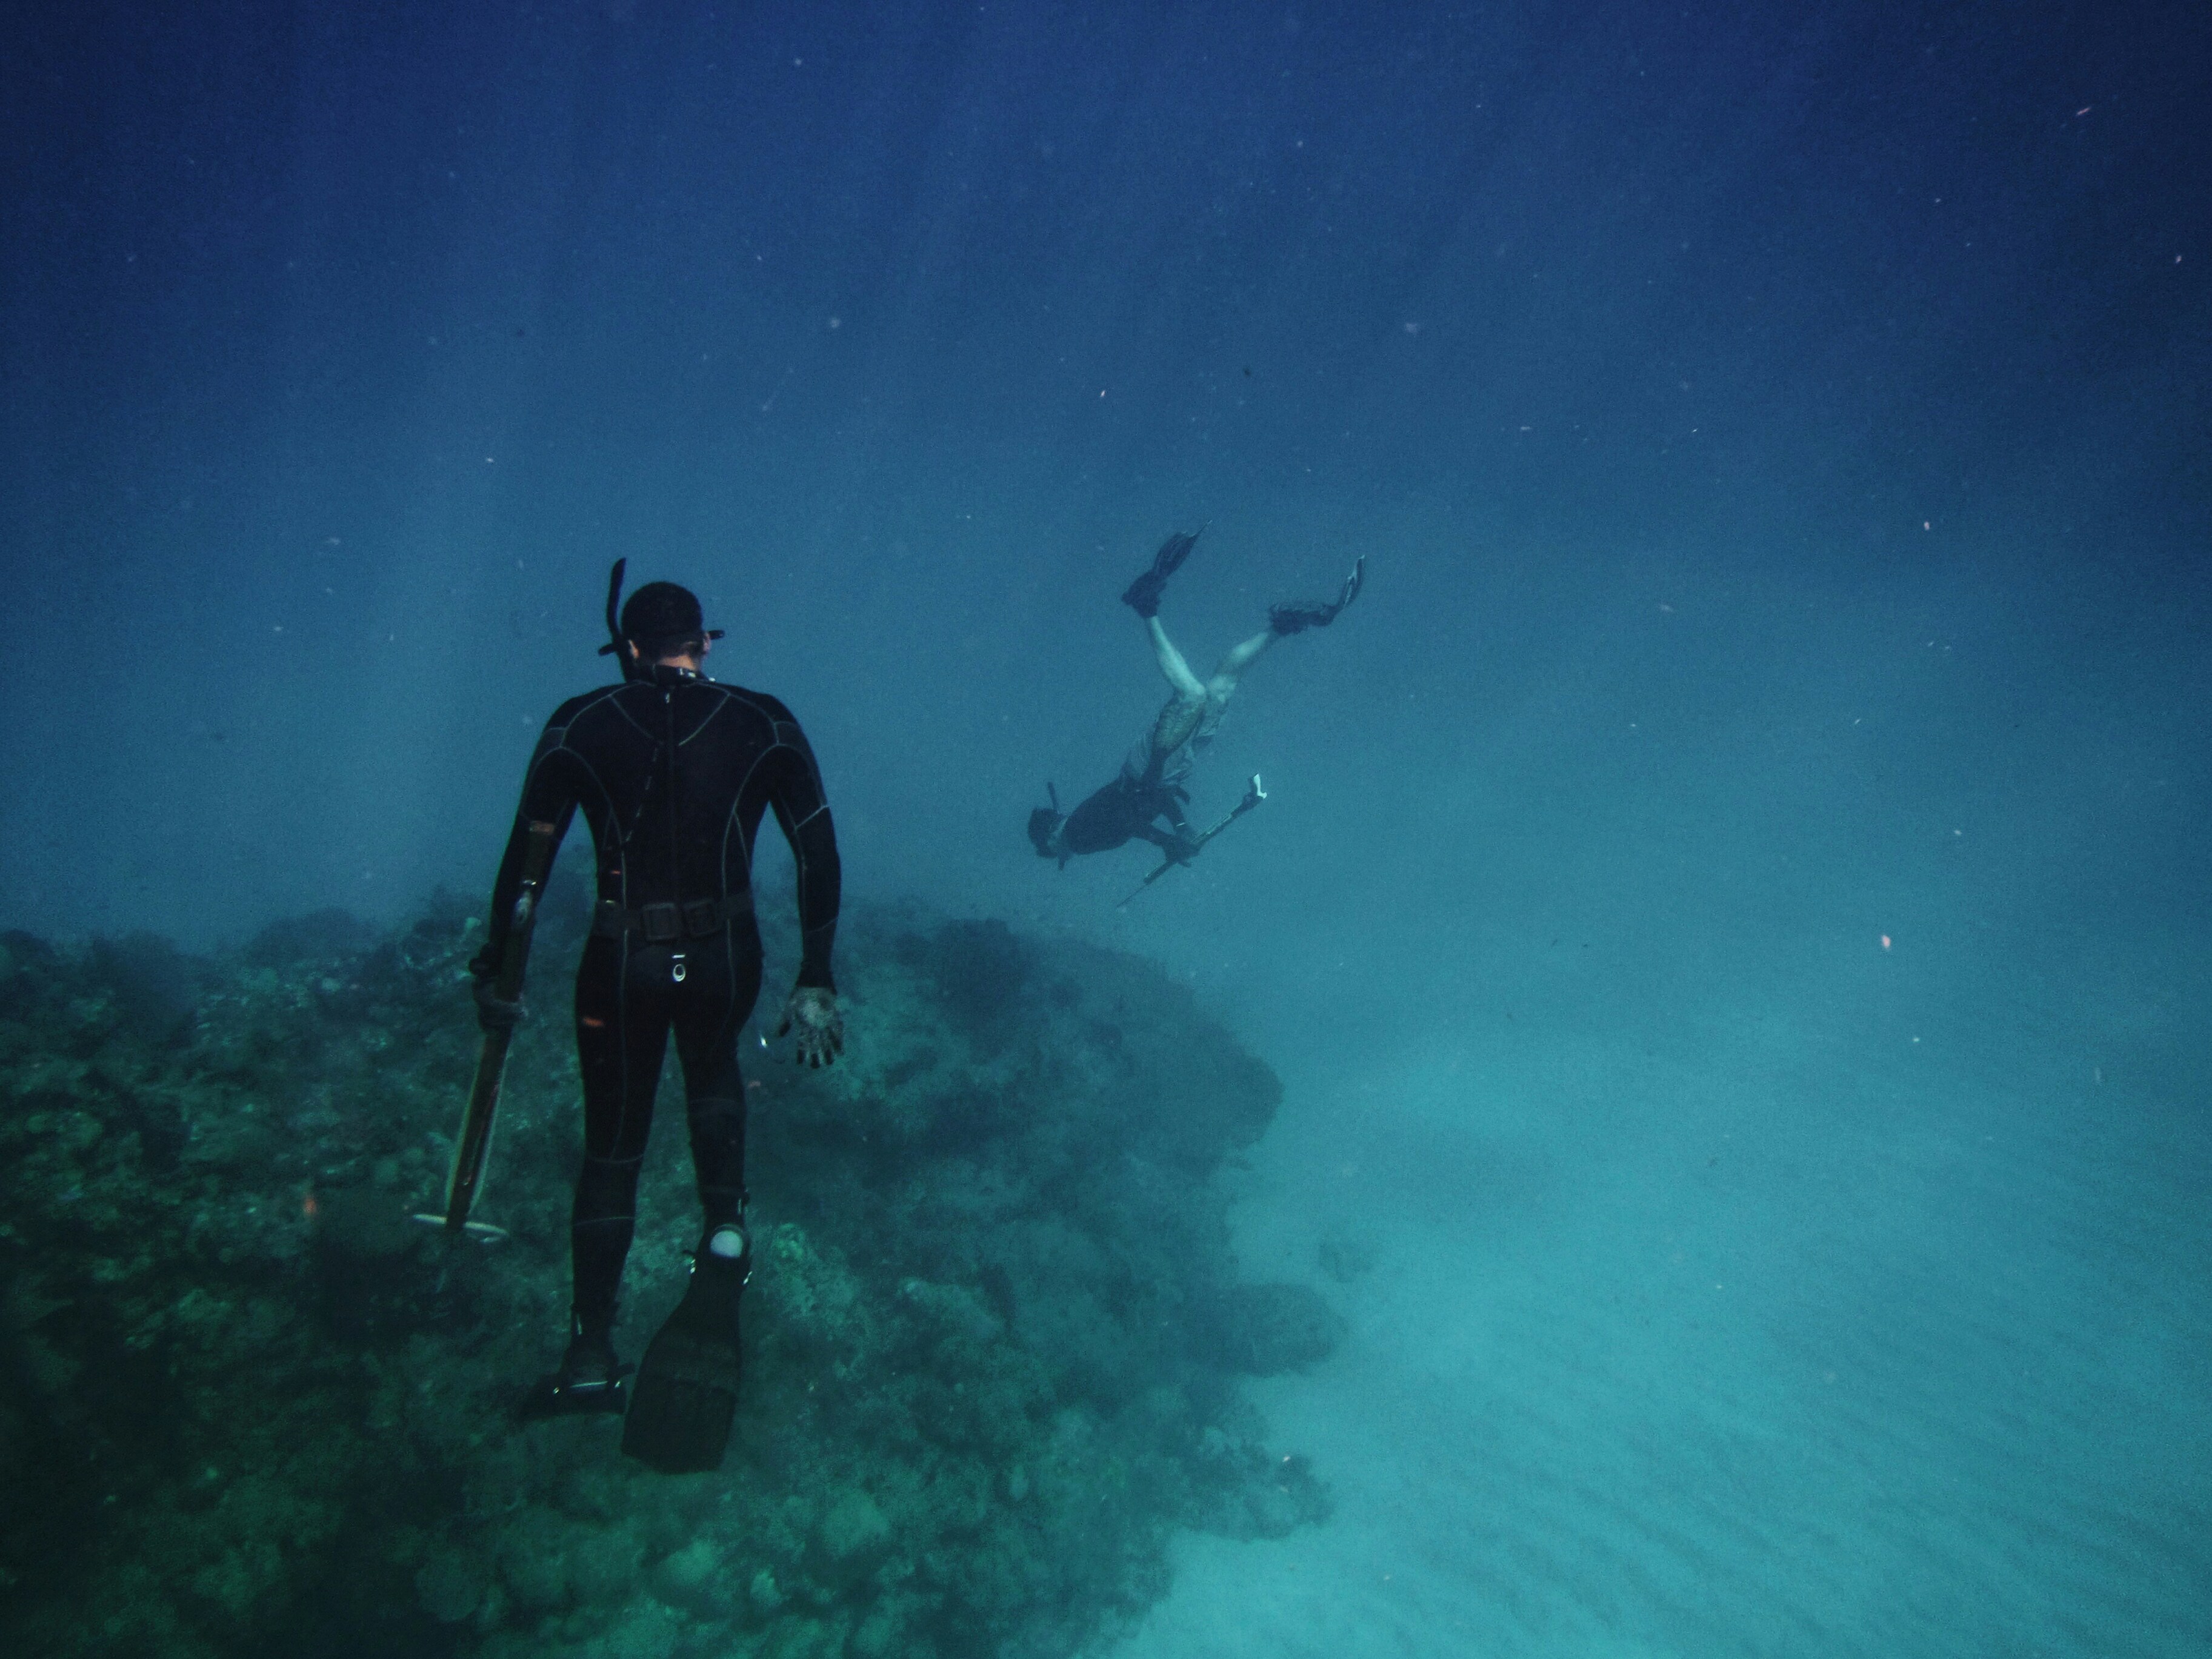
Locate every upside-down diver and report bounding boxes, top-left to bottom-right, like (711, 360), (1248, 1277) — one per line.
(1028, 528), (1363, 873)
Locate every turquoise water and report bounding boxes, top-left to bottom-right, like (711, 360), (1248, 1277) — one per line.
(1122, 937), (2212, 1655)
(4, 2), (2207, 1653)
(1099, 561), (2212, 1657)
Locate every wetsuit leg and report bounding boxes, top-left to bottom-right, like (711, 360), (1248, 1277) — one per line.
(671, 925), (765, 1235)
(571, 936), (675, 1344)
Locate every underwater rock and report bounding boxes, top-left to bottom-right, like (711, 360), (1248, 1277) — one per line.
(748, 1564), (786, 1618)
(810, 1488), (893, 1588)
(1199, 1282), (1347, 1374)
(241, 907), (381, 968)
(894, 916), (1031, 1048)
(84, 933), (204, 1044)
(496, 1517), (573, 1616)
(416, 1553), (485, 1624)
(649, 1537), (730, 1617)
(0, 893), (1327, 1659)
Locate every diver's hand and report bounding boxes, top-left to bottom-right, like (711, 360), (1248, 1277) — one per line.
(471, 977), (523, 1034)
(776, 986), (844, 1068)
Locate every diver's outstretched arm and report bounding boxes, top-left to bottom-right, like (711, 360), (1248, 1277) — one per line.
(1138, 822), (1201, 862)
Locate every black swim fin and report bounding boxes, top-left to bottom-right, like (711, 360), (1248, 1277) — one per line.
(1121, 528), (1202, 618)
(1268, 555), (1365, 636)
(621, 1241), (749, 1473)
(518, 1332), (631, 1421)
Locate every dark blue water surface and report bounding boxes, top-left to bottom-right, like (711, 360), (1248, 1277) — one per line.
(5, 2), (2208, 1654)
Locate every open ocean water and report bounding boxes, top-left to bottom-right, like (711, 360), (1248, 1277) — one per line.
(1102, 546), (2212, 1657)
(4, 2), (2207, 1655)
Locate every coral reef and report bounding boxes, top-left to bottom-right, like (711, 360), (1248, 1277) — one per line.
(0, 886), (1334, 1658)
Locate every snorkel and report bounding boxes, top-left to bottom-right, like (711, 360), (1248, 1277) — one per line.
(597, 558), (646, 682)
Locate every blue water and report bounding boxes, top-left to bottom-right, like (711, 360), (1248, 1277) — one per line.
(5, 2), (2208, 1653)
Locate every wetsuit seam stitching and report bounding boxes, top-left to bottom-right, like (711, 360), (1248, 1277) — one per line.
(728, 740), (797, 875)
(678, 687), (733, 746)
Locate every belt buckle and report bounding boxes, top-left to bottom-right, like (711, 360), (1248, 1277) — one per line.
(640, 902), (681, 943)
(682, 898), (721, 937)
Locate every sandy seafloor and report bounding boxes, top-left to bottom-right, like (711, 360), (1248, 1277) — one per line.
(1107, 934), (2211, 1657)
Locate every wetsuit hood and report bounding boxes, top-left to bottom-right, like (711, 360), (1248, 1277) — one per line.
(598, 560), (724, 678)
(621, 582), (717, 648)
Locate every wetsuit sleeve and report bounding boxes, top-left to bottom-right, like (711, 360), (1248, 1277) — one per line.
(757, 719), (841, 993)
(472, 719), (581, 982)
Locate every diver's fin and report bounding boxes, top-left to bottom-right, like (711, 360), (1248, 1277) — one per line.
(518, 1364), (631, 1421)
(1121, 527), (1203, 618)
(1268, 556), (1365, 635)
(621, 1245), (748, 1473)
(1336, 554), (1365, 616)
(518, 1334), (631, 1421)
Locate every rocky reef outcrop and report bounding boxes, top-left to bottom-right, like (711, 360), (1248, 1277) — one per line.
(0, 886), (1336, 1659)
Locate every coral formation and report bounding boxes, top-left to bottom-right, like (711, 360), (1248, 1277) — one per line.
(0, 886), (1334, 1658)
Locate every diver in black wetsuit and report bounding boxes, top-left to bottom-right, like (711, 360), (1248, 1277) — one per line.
(1028, 530), (1363, 866)
(473, 573), (842, 1425)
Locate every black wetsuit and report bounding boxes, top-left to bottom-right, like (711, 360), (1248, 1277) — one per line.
(1060, 771), (1190, 856)
(476, 663), (839, 1345)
